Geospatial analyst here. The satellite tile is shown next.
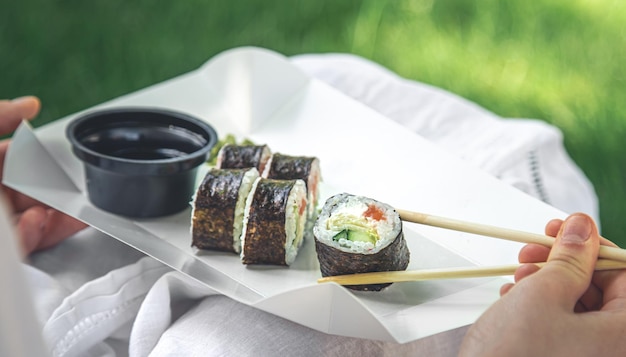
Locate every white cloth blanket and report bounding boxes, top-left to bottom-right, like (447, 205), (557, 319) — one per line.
(17, 53), (598, 356)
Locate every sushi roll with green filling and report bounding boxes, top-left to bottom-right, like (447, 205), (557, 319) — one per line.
(191, 168), (260, 253)
(216, 144), (272, 174)
(240, 178), (308, 266)
(262, 153), (321, 221)
(313, 193), (410, 291)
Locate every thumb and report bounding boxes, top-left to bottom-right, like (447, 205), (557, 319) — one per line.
(534, 213), (599, 309)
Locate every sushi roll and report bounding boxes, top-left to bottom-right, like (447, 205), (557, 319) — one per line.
(262, 153), (321, 220)
(240, 178), (308, 266)
(313, 193), (410, 291)
(216, 144), (272, 174)
(191, 167), (260, 253)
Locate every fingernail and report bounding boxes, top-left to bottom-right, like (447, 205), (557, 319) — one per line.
(11, 96), (33, 104)
(561, 215), (592, 244)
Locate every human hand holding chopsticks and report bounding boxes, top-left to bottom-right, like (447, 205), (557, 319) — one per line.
(459, 213), (626, 356)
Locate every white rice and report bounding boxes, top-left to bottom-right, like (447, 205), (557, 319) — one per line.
(284, 179), (307, 265)
(239, 177), (260, 261)
(231, 168), (260, 253)
(257, 145), (272, 174)
(260, 153), (273, 177)
(306, 158), (321, 220)
(313, 193), (401, 254)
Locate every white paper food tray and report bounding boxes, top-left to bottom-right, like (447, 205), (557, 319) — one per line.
(4, 46), (566, 343)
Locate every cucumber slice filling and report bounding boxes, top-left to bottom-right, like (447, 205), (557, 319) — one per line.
(327, 213), (380, 244)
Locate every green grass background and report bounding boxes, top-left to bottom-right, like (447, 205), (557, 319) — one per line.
(2, 1), (625, 245)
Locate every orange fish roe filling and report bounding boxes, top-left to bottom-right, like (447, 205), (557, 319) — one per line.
(300, 198), (307, 216)
(364, 204), (385, 221)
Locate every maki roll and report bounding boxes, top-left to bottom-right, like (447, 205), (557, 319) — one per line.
(263, 153), (321, 219)
(240, 178), (308, 266)
(191, 168), (260, 253)
(216, 144), (272, 174)
(313, 193), (410, 291)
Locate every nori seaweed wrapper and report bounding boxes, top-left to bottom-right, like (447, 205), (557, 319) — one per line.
(265, 153), (315, 189)
(191, 168), (248, 252)
(241, 178), (296, 265)
(314, 231), (410, 291)
(217, 144), (270, 172)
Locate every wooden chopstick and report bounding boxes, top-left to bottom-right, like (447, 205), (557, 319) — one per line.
(317, 259), (626, 286)
(396, 209), (626, 263)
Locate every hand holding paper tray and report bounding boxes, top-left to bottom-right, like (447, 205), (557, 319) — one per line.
(3, 47), (569, 343)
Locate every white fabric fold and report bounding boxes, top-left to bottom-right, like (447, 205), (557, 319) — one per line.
(43, 257), (170, 357)
(129, 271), (218, 356)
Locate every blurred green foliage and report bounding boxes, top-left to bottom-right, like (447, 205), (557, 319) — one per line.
(2, 0), (625, 244)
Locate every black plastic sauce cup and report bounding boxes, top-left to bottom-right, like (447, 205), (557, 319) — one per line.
(66, 107), (218, 218)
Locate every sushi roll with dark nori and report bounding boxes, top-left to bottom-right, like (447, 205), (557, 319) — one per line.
(262, 153), (321, 220)
(240, 178), (308, 266)
(313, 193), (410, 291)
(216, 144), (272, 174)
(191, 167), (260, 253)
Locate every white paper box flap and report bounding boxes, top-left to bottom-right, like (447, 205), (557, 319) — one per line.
(5, 121), (81, 194)
(200, 46), (310, 134)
